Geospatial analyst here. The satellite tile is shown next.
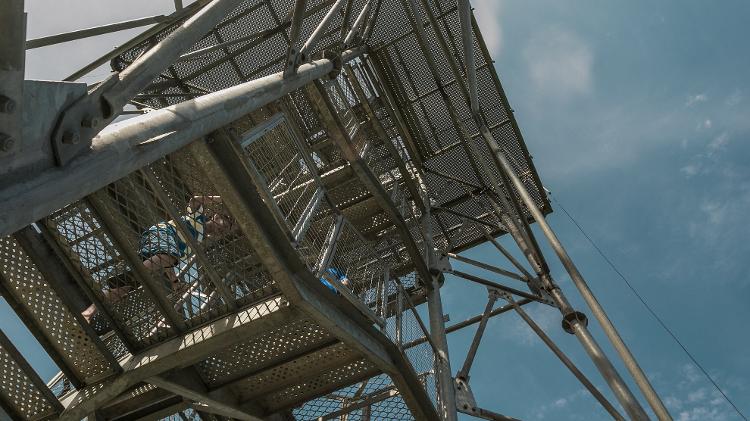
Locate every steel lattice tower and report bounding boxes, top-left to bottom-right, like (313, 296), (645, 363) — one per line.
(0, 1), (671, 420)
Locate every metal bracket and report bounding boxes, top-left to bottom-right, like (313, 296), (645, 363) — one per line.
(433, 253), (452, 274)
(455, 377), (521, 421)
(49, 75), (117, 166)
(454, 377), (479, 414)
(0, 3), (26, 157)
(1, 80), (87, 187)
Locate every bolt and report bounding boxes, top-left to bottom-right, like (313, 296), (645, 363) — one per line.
(0, 96), (16, 113)
(0, 95), (16, 114)
(62, 130), (80, 145)
(0, 133), (14, 152)
(81, 115), (101, 129)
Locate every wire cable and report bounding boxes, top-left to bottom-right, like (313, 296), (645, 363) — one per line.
(547, 190), (748, 421)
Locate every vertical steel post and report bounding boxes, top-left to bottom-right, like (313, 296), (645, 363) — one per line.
(423, 199), (459, 421)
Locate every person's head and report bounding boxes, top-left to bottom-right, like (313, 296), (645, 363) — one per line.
(206, 211), (234, 233)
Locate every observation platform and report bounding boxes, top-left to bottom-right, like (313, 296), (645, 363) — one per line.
(0, 0), (547, 420)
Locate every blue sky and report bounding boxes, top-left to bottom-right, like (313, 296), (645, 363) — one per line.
(444, 1), (750, 419)
(7, 1), (750, 420)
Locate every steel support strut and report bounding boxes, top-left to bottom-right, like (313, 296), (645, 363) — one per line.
(456, 291), (497, 381)
(51, 0), (247, 165)
(423, 202), (459, 421)
(504, 294), (625, 420)
(453, 0), (665, 418)
(0, 48), (364, 236)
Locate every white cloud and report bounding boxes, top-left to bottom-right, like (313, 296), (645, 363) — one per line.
(686, 94), (708, 107)
(666, 364), (746, 421)
(504, 303), (559, 346)
(531, 388), (589, 419)
(523, 27), (594, 99)
(680, 132), (730, 179)
(471, 0), (503, 55)
(726, 90), (742, 107)
(699, 119), (713, 129)
(707, 132), (729, 155)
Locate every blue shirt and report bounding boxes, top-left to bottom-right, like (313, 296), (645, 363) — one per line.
(320, 267), (347, 293)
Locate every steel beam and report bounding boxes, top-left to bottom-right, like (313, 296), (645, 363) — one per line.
(58, 296), (296, 420)
(481, 123), (664, 419)
(456, 292), (496, 381)
(342, 0), (373, 48)
(446, 252), (528, 283)
(0, 49), (362, 236)
(283, 0), (307, 76)
(483, 234), (535, 281)
(299, 0), (348, 59)
(318, 387), (400, 420)
(448, 269), (551, 306)
(147, 377), (263, 421)
(189, 131), (439, 420)
(402, 299), (530, 350)
(504, 295), (625, 420)
(25, 15), (169, 49)
(52, 0), (246, 161)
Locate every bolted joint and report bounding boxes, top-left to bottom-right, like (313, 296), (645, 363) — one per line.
(81, 115), (101, 129)
(0, 133), (15, 152)
(62, 130), (81, 145)
(0, 95), (17, 114)
(323, 50), (343, 79)
(561, 311), (588, 334)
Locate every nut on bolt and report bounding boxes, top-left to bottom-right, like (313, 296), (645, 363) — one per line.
(81, 115), (100, 128)
(62, 130), (81, 145)
(0, 95), (16, 114)
(0, 133), (15, 152)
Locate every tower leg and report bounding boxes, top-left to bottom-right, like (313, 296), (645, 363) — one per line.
(479, 125), (671, 420)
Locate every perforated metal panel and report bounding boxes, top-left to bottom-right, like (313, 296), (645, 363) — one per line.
(0, 236), (117, 384)
(262, 357), (380, 412)
(0, 331), (61, 420)
(196, 316), (334, 388)
(230, 341), (363, 403)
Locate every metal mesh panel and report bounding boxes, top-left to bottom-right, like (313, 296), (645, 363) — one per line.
(44, 201), (172, 348)
(291, 373), (432, 421)
(231, 341), (363, 405)
(0, 236), (117, 383)
(263, 357), (379, 412)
